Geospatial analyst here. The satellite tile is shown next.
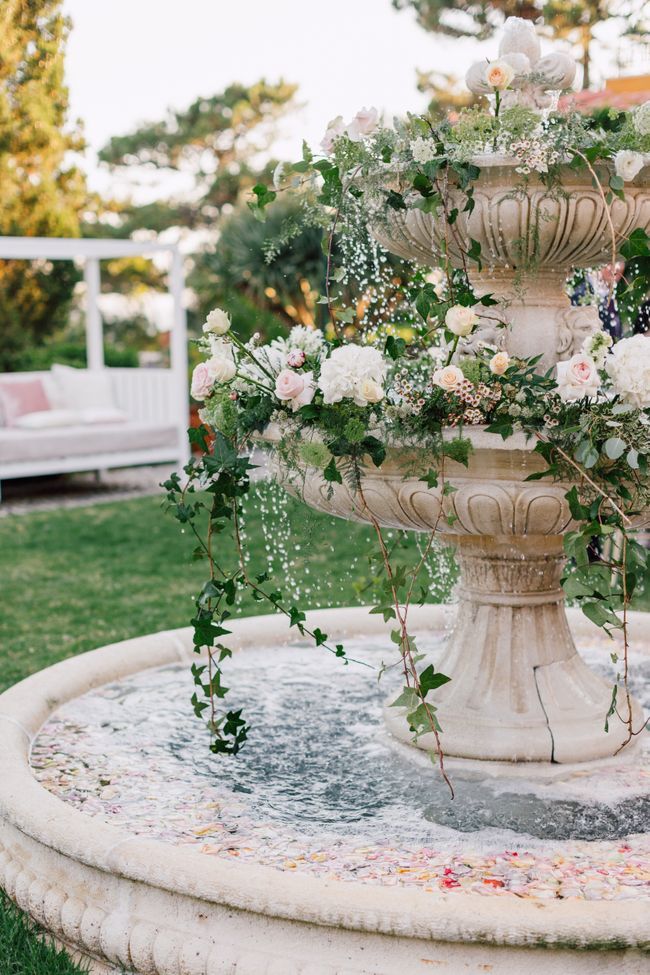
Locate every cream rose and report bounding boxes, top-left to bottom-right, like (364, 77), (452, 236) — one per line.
(359, 378), (384, 404)
(605, 335), (650, 409)
(190, 362), (214, 401)
(489, 351), (510, 376)
(614, 150), (646, 182)
(445, 304), (479, 337)
(556, 354), (600, 402)
(203, 308), (231, 336)
(433, 364), (464, 392)
(485, 59), (515, 91)
(274, 369), (316, 411)
(206, 354), (236, 384)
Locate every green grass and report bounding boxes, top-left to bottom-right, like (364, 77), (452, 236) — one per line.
(0, 484), (455, 693)
(0, 891), (89, 975)
(0, 483), (456, 975)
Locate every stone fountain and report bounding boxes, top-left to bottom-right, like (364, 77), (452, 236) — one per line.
(1, 20), (649, 975)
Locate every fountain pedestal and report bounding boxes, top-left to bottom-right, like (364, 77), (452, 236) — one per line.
(385, 534), (639, 762)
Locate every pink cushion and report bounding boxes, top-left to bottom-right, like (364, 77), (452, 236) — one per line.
(0, 378), (51, 426)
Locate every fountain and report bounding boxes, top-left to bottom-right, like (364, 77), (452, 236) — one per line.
(1, 19), (649, 975)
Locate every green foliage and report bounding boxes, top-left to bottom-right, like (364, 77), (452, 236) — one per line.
(11, 338), (138, 371)
(0, 0), (87, 370)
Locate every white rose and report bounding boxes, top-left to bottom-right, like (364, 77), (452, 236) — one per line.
(433, 364), (464, 393)
(605, 334), (650, 409)
(359, 378), (384, 404)
(346, 107), (379, 142)
(320, 115), (345, 154)
(445, 304), (479, 337)
(318, 344), (387, 406)
(203, 308), (231, 336)
(556, 353), (600, 402)
(206, 354), (236, 384)
(485, 59), (516, 91)
(633, 101), (650, 137)
(614, 150), (646, 182)
(489, 351), (510, 375)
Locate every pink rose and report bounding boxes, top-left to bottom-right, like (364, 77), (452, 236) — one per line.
(274, 369), (316, 412)
(191, 362), (213, 401)
(347, 107), (379, 142)
(287, 349), (306, 368)
(556, 354), (600, 402)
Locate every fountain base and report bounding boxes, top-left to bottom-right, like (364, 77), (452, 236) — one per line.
(1, 607), (648, 975)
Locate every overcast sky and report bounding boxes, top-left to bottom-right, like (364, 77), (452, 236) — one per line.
(62, 0), (630, 197)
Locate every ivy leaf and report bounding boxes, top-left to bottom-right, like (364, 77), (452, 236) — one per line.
(419, 663), (451, 696)
(323, 457), (343, 484)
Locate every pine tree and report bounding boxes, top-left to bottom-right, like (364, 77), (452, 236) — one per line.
(0, 0), (87, 370)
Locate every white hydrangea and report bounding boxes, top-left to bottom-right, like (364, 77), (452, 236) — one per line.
(318, 344), (387, 406)
(605, 335), (650, 409)
(411, 137), (438, 164)
(633, 100), (650, 137)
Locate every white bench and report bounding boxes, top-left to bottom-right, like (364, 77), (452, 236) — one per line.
(0, 368), (189, 495)
(0, 235), (191, 499)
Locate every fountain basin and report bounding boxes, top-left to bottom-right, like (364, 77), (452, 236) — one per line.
(0, 607), (648, 974)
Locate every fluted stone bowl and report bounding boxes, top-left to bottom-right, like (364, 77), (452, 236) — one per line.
(372, 155), (650, 271)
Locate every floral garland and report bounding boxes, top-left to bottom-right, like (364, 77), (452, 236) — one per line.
(166, 21), (650, 784)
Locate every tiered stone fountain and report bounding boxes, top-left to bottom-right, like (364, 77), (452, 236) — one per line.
(0, 20), (649, 975)
(280, 144), (650, 763)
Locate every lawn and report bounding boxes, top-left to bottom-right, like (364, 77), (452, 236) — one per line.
(0, 482), (456, 973)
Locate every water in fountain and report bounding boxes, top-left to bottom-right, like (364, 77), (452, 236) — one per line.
(31, 628), (650, 901)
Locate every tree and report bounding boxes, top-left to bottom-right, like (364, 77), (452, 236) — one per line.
(0, 0), (87, 370)
(98, 81), (298, 233)
(190, 199), (327, 342)
(392, 0), (649, 90)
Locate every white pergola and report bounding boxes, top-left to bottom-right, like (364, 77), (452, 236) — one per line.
(0, 236), (190, 477)
(0, 235), (187, 376)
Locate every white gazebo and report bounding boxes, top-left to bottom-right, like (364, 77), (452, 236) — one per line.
(0, 236), (191, 490)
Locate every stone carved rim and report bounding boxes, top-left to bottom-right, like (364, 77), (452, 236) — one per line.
(1, 606), (649, 950)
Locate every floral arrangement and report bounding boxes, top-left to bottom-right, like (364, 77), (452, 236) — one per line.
(165, 18), (650, 786)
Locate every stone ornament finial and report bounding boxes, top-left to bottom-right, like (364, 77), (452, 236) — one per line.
(465, 17), (577, 110)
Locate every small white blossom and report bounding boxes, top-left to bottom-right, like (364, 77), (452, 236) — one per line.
(582, 330), (612, 367)
(411, 137), (438, 164)
(633, 100), (650, 137)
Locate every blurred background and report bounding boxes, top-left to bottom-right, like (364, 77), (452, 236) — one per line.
(1, 0), (649, 379)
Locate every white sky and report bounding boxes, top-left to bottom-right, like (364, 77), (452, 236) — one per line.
(62, 0), (633, 198)
(61, 0), (484, 195)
